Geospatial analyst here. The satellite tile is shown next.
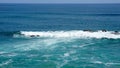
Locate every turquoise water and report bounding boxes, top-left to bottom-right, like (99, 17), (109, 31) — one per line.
(0, 4), (120, 68)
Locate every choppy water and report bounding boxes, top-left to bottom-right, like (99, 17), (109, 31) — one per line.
(0, 4), (120, 68)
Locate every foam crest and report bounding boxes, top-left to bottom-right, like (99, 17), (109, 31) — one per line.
(14, 30), (120, 39)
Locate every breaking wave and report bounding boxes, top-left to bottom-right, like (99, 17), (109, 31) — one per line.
(13, 30), (120, 39)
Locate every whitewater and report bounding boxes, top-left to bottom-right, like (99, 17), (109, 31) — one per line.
(13, 30), (120, 39)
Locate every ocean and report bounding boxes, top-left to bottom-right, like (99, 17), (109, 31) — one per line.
(0, 4), (120, 68)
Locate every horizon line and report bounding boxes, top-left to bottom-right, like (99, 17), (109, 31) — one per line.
(0, 3), (120, 4)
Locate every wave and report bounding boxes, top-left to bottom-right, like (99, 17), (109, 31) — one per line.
(13, 30), (120, 39)
(0, 31), (19, 37)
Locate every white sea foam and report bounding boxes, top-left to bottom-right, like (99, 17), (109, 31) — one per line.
(0, 52), (7, 54)
(91, 60), (120, 66)
(64, 53), (70, 57)
(14, 30), (120, 39)
(92, 60), (103, 64)
(105, 62), (120, 65)
(0, 59), (12, 67)
(14, 38), (67, 51)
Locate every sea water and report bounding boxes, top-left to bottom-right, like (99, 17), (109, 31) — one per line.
(0, 4), (120, 68)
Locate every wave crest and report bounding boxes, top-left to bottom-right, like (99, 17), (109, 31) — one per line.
(13, 30), (120, 39)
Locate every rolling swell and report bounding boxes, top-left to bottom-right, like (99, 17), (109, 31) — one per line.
(0, 31), (19, 37)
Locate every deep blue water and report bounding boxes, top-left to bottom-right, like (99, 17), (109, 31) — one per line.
(0, 4), (120, 68)
(0, 4), (120, 31)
